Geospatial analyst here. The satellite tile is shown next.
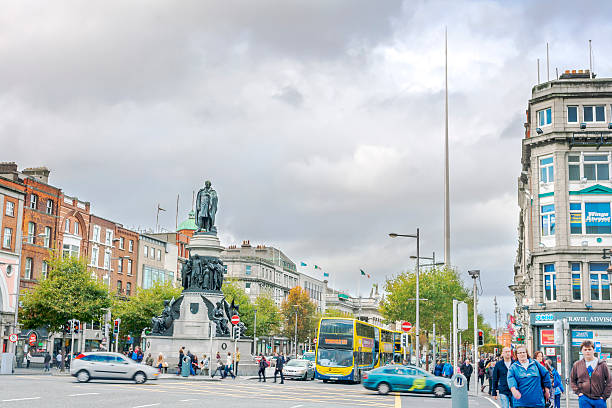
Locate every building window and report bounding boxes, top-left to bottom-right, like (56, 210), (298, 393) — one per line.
(27, 222), (35, 243)
(91, 247), (99, 266)
(541, 204), (555, 236)
(245, 282), (251, 294)
(65, 218), (70, 232)
(567, 106), (578, 123)
(119, 237), (124, 249)
(129, 240), (134, 252)
(74, 222), (79, 235)
(144, 246), (148, 258)
(62, 244), (79, 258)
(93, 225), (101, 242)
(103, 251), (110, 269)
(105, 230), (112, 246)
(568, 155), (581, 181)
(540, 157), (554, 184)
(3, 227), (12, 248)
(156, 249), (161, 261)
(537, 108), (552, 127)
(117, 280), (123, 294)
(44, 226), (51, 248)
(584, 105), (605, 123)
(5, 201), (14, 216)
(571, 263), (582, 301)
(29, 194), (37, 209)
(126, 282), (131, 296)
(590, 263), (611, 301)
(117, 258), (123, 274)
(25, 257), (33, 280)
(46, 199), (53, 214)
(42, 261), (48, 279)
(583, 155), (609, 181)
(246, 265), (252, 275)
(570, 203), (582, 234)
(543, 264), (556, 301)
(127, 259), (133, 276)
(142, 265), (173, 289)
(585, 202), (611, 234)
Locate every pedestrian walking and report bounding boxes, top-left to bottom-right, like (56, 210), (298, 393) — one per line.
(571, 340), (612, 408)
(442, 360), (454, 378)
(235, 348), (241, 376)
(211, 354), (226, 378)
(479, 357), (486, 389)
(145, 353), (153, 366)
(461, 359), (474, 391)
(534, 351), (545, 366)
(43, 351), (51, 372)
(545, 359), (564, 408)
(224, 352), (235, 379)
(274, 352), (285, 384)
(492, 347), (515, 408)
(187, 350), (196, 375)
(507, 345), (551, 408)
(26, 350), (32, 368)
(56, 352), (62, 370)
(200, 354), (209, 376)
(487, 359), (495, 395)
(434, 360), (444, 377)
(258, 354), (268, 382)
(156, 353), (166, 373)
(177, 347), (185, 375)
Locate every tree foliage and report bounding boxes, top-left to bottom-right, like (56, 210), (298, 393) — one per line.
(20, 256), (111, 333)
(222, 279), (255, 336)
(112, 281), (182, 341)
(253, 294), (281, 337)
(324, 307), (354, 318)
(280, 286), (318, 343)
(380, 266), (492, 344)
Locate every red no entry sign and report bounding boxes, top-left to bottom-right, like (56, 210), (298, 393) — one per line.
(401, 321), (412, 332)
(231, 315), (240, 325)
(9, 334), (18, 343)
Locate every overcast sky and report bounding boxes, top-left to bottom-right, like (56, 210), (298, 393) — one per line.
(3, 0), (611, 326)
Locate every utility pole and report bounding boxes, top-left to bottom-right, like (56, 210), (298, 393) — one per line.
(494, 297), (499, 345)
(432, 323), (436, 371)
(253, 308), (257, 356)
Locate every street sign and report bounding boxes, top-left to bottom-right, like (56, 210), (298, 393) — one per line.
(401, 321), (412, 332)
(9, 334), (18, 343)
(595, 341), (602, 353)
(313, 338), (317, 344)
(457, 301), (469, 331)
(28, 332), (37, 346)
(231, 315), (240, 325)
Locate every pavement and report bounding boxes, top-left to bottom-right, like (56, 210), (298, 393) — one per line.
(0, 372), (501, 408)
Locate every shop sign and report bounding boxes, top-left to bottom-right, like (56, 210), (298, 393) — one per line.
(595, 341), (602, 353)
(545, 347), (556, 356)
(572, 330), (593, 346)
(601, 353), (610, 360)
(532, 312), (612, 326)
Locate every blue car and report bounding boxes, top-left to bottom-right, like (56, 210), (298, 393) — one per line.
(362, 365), (451, 397)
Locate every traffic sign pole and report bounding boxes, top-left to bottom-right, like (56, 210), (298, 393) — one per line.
(231, 315), (240, 375)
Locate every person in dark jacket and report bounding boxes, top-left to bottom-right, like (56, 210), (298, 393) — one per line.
(508, 345), (551, 408)
(479, 357), (487, 389)
(258, 354), (268, 382)
(274, 352), (285, 384)
(461, 359), (474, 391)
(434, 360), (444, 377)
(177, 347), (185, 375)
(43, 352), (51, 372)
(571, 340), (612, 408)
(493, 347), (515, 408)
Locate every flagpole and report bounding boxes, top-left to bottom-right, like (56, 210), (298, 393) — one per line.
(357, 275), (361, 320)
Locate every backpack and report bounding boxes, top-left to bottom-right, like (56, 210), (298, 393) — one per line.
(265, 360), (270, 367)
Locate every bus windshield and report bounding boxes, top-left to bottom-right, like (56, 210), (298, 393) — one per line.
(316, 348), (353, 367)
(319, 319), (353, 335)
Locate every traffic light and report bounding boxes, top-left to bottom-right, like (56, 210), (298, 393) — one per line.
(234, 325), (241, 340)
(73, 320), (80, 334)
(64, 322), (71, 333)
(478, 330), (484, 346)
(69, 319), (75, 333)
(401, 333), (409, 348)
(113, 319), (121, 334)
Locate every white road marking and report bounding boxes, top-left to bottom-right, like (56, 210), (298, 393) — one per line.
(2, 397), (42, 402)
(132, 404), (160, 408)
(179, 399), (199, 402)
(483, 396), (502, 408)
(290, 405), (304, 408)
(69, 392), (101, 397)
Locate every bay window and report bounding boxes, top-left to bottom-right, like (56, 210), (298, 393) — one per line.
(540, 157), (554, 183)
(541, 204), (555, 236)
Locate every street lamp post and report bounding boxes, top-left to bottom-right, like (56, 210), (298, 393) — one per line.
(293, 305), (299, 358)
(389, 229), (421, 367)
(253, 308), (257, 356)
(468, 269), (480, 395)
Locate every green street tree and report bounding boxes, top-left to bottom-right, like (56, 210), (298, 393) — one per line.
(222, 279), (255, 336)
(20, 256), (111, 371)
(253, 294), (281, 338)
(323, 307), (354, 318)
(380, 266), (491, 345)
(112, 281), (182, 344)
(280, 286), (318, 345)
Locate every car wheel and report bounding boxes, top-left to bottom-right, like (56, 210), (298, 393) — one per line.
(302, 372), (308, 381)
(377, 382), (391, 395)
(433, 384), (447, 398)
(134, 371), (147, 384)
(76, 370), (90, 383)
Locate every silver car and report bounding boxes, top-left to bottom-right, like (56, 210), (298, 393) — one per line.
(70, 352), (160, 384)
(282, 359), (315, 380)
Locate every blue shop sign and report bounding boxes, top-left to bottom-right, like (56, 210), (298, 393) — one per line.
(571, 330), (593, 346)
(532, 312), (612, 326)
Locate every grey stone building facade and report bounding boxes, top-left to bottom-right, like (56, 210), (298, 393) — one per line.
(512, 71), (612, 372)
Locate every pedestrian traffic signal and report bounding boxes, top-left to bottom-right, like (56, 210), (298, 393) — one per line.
(478, 330), (484, 346)
(401, 333), (409, 348)
(233, 325), (241, 340)
(73, 320), (80, 334)
(113, 319), (120, 334)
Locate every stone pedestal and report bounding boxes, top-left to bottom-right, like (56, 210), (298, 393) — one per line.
(187, 233), (224, 257)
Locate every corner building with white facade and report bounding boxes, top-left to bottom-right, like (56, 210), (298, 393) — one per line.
(513, 71), (612, 372)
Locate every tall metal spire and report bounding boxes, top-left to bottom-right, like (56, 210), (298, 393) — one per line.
(444, 27), (451, 268)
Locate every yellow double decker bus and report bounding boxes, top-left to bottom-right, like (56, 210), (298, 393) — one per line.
(315, 318), (407, 383)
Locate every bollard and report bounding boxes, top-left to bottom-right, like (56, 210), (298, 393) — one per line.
(451, 373), (469, 408)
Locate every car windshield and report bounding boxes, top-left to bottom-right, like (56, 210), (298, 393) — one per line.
(287, 360), (309, 367)
(316, 348), (353, 367)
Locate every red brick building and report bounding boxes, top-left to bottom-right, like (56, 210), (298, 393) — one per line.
(0, 164), (61, 290)
(57, 193), (90, 266)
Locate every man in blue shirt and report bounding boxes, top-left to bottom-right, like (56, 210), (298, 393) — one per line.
(442, 360), (454, 378)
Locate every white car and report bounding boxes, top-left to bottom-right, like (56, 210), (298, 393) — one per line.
(70, 352), (160, 384)
(282, 359), (316, 380)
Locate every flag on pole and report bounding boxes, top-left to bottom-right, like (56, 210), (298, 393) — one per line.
(323, 272), (329, 277)
(300, 262), (307, 267)
(360, 269), (371, 278)
(314, 265), (321, 270)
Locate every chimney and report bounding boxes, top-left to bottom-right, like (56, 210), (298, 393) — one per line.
(0, 162), (19, 181)
(241, 240), (251, 248)
(22, 167), (50, 184)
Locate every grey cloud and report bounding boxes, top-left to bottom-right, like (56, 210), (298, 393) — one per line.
(273, 86), (304, 107)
